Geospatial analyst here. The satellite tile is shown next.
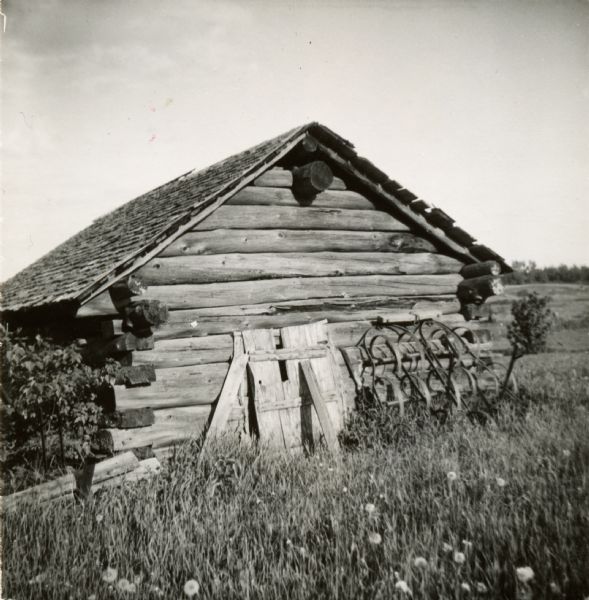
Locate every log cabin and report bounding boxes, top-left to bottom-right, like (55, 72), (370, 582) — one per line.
(0, 122), (511, 457)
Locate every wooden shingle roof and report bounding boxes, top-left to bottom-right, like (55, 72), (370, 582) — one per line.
(0, 122), (510, 315)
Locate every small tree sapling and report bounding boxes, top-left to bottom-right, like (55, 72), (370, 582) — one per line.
(500, 292), (553, 399)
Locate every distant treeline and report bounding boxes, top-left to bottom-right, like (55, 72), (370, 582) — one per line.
(503, 261), (589, 284)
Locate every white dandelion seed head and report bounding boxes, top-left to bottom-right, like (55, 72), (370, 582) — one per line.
(461, 582), (471, 592)
(413, 556), (428, 569)
(563, 449), (571, 458)
(95, 514), (103, 523)
(495, 477), (507, 488)
(516, 566), (534, 583)
(190, 320), (199, 329)
(88, 595), (97, 600)
(475, 582), (488, 593)
(364, 502), (376, 514)
(342, 486), (348, 493)
(183, 579), (200, 597)
(462, 540), (473, 550)
(102, 567), (118, 584)
(286, 539), (293, 546)
(116, 579), (131, 592)
(453, 551), (466, 564)
(395, 580), (412, 594)
(368, 531), (382, 545)
(442, 542), (453, 553)
(447, 471), (458, 481)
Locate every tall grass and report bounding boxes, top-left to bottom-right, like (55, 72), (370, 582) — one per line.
(3, 353), (589, 599)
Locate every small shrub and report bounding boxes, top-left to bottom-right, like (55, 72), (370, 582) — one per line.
(0, 325), (119, 485)
(500, 293), (554, 399)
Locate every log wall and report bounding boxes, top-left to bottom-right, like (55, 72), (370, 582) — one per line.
(80, 164), (478, 458)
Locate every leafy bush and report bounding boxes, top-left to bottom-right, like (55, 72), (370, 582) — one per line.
(500, 293), (553, 398)
(0, 325), (119, 481)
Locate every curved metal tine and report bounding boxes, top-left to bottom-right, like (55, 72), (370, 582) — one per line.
(453, 365), (477, 411)
(451, 325), (481, 362)
(416, 376), (432, 410)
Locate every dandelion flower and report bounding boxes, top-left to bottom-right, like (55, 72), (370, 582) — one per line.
(413, 556), (428, 569)
(298, 546), (307, 557)
(442, 542), (453, 553)
(286, 539), (293, 547)
(364, 502), (376, 514)
(447, 471), (458, 482)
(183, 579), (200, 597)
(126, 583), (137, 594)
(342, 487), (348, 493)
(395, 580), (412, 594)
(475, 582), (488, 593)
(563, 449), (571, 458)
(495, 477), (507, 488)
(117, 579), (131, 592)
(453, 551), (466, 564)
(102, 567), (118, 584)
(88, 595), (97, 600)
(95, 514), (104, 523)
(516, 566), (534, 583)
(549, 582), (561, 594)
(462, 540), (473, 550)
(368, 531), (382, 545)
(461, 582), (471, 592)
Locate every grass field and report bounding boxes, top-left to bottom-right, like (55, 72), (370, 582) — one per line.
(3, 351), (588, 600)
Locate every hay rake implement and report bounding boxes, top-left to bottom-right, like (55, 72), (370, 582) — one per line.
(342, 319), (514, 417)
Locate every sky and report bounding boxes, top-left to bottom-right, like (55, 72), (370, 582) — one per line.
(1, 0), (588, 281)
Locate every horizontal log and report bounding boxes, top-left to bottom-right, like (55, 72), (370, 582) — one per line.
(100, 407), (155, 429)
(137, 253), (463, 285)
(193, 205), (410, 232)
(253, 168), (346, 190)
(114, 363), (231, 410)
(227, 186), (374, 210)
(93, 458), (162, 491)
(457, 276), (504, 304)
(154, 299), (461, 340)
(158, 229), (438, 258)
(1, 473), (76, 512)
(460, 261), (501, 279)
(150, 274), (462, 311)
(95, 405), (245, 450)
(91, 451), (140, 483)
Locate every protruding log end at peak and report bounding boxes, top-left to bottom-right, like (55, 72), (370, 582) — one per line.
(292, 161), (334, 199)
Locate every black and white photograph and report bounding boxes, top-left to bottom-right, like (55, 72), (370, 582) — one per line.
(1, 1), (588, 598)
